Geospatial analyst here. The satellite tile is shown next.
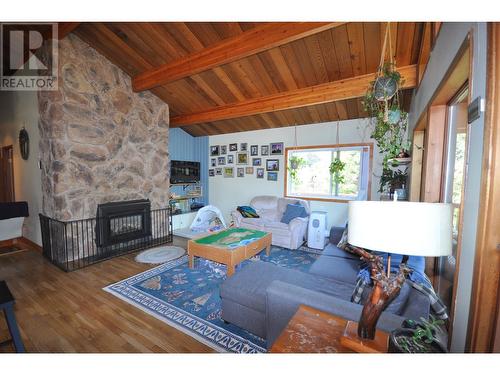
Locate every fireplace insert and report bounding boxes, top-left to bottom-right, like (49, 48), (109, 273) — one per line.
(96, 199), (152, 247)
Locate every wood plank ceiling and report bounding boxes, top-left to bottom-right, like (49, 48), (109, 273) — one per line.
(73, 22), (424, 136)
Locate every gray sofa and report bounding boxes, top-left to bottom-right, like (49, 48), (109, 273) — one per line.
(219, 226), (430, 349)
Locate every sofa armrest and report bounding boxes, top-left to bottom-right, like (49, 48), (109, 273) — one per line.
(230, 210), (243, 227)
(265, 280), (405, 349)
(289, 216), (308, 231)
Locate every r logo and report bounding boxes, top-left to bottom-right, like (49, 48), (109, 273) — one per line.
(1, 23), (58, 91)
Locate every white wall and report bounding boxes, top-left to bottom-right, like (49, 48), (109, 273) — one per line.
(0, 89), (43, 245)
(409, 22), (488, 353)
(208, 118), (381, 227)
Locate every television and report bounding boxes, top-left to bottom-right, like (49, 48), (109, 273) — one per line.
(170, 160), (200, 184)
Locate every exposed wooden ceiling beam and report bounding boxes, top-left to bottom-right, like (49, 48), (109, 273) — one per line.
(170, 64), (417, 127)
(58, 23), (80, 40)
(132, 22), (345, 92)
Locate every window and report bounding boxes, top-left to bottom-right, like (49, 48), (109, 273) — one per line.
(285, 144), (372, 202)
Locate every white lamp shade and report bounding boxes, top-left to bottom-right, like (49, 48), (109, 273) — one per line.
(348, 201), (453, 257)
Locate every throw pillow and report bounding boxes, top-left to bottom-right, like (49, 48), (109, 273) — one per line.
(237, 206), (259, 218)
(280, 203), (308, 224)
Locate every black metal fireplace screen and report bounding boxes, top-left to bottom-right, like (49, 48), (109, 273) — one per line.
(39, 206), (172, 272)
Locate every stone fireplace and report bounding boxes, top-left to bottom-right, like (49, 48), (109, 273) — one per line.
(37, 34), (170, 222)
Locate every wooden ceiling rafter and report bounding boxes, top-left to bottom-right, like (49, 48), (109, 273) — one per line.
(71, 22), (426, 136)
(170, 64), (417, 127)
(132, 22), (345, 92)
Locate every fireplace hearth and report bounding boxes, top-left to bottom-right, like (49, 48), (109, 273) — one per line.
(39, 202), (172, 272)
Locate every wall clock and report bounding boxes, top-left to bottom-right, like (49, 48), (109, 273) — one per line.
(19, 127), (30, 160)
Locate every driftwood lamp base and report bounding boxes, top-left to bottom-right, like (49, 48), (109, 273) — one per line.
(340, 321), (389, 353)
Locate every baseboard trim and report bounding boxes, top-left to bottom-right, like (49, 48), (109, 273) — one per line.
(16, 237), (43, 252)
(1, 236), (43, 252)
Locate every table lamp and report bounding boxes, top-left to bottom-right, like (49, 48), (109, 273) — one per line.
(341, 199), (453, 352)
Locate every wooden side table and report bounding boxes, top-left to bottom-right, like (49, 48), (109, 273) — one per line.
(270, 305), (388, 353)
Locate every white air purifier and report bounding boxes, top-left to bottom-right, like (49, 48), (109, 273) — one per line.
(307, 211), (329, 249)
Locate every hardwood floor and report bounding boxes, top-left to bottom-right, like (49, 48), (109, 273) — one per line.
(0, 238), (214, 353)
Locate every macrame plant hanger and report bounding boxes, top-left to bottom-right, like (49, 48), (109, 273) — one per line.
(378, 22), (399, 123)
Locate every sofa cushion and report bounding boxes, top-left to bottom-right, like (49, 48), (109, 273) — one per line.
(309, 255), (361, 285)
(322, 244), (359, 260)
(257, 209), (280, 222)
(264, 221), (291, 237)
(240, 217), (266, 230)
(280, 203), (308, 224)
(277, 197), (310, 215)
(220, 261), (355, 312)
(329, 226), (345, 245)
(250, 196), (278, 211)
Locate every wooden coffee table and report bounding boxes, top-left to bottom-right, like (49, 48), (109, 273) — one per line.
(270, 305), (388, 353)
(187, 228), (272, 276)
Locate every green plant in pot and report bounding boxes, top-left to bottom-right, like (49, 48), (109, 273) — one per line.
(288, 155), (306, 183)
(378, 167), (408, 195)
(389, 316), (448, 353)
(329, 157), (345, 185)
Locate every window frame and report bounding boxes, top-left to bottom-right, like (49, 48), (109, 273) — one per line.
(284, 143), (373, 203)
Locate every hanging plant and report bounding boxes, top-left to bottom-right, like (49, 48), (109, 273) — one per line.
(329, 157), (346, 185)
(362, 24), (412, 192)
(288, 155), (305, 183)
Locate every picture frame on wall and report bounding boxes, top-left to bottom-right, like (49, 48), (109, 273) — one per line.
(229, 143), (238, 152)
(237, 168), (244, 177)
(252, 157), (262, 166)
(250, 145), (258, 156)
(223, 167), (234, 178)
(211, 158), (216, 167)
(240, 143), (248, 151)
(246, 167), (254, 174)
(270, 142), (284, 155)
(227, 154), (234, 164)
(216, 168), (222, 175)
(221, 145), (227, 155)
(210, 145), (220, 156)
(266, 159), (279, 171)
(218, 156), (226, 165)
(261, 145), (269, 156)
(236, 152), (248, 165)
(256, 168), (265, 179)
(208, 169), (215, 177)
(267, 172), (278, 181)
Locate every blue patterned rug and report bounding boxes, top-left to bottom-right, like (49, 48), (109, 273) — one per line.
(104, 245), (321, 353)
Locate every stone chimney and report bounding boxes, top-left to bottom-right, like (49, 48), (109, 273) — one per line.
(37, 35), (170, 220)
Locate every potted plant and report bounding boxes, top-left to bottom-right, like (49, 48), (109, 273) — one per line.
(389, 316), (448, 353)
(378, 168), (408, 197)
(329, 157), (346, 185)
(288, 155), (305, 183)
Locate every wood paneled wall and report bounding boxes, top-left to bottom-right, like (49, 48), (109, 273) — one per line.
(421, 105), (447, 202)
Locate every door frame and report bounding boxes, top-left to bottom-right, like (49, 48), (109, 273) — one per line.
(0, 145), (15, 202)
(466, 22), (500, 353)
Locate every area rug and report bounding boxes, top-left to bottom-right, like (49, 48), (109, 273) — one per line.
(104, 246), (321, 353)
(134, 245), (185, 264)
